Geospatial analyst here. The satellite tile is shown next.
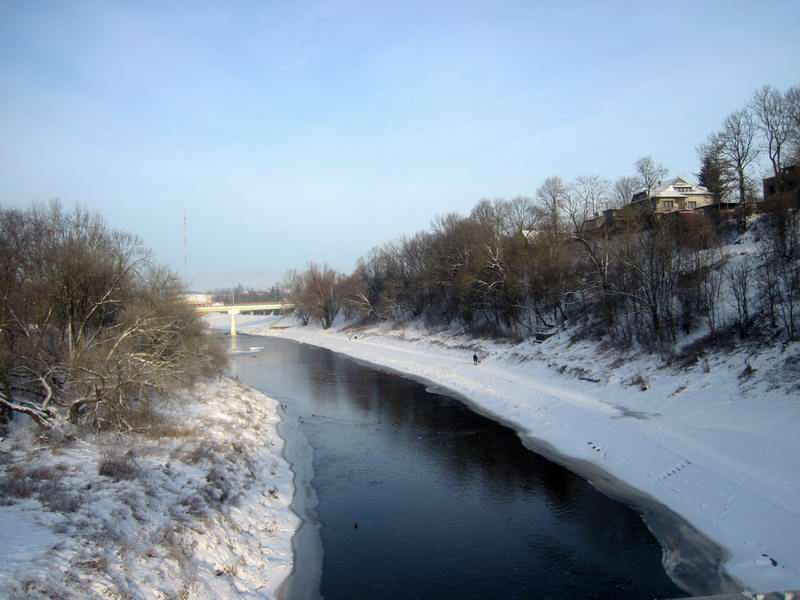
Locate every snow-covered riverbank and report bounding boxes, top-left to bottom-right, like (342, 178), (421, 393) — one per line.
(206, 313), (800, 595)
(0, 377), (298, 599)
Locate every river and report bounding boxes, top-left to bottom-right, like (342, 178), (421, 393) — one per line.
(228, 334), (685, 599)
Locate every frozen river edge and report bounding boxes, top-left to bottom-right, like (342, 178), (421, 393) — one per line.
(208, 313), (800, 596)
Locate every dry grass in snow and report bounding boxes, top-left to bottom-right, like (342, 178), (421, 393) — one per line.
(0, 377), (298, 599)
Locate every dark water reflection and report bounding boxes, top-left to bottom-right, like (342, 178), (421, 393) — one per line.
(229, 335), (684, 600)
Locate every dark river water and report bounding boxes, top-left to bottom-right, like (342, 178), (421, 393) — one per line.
(228, 335), (685, 600)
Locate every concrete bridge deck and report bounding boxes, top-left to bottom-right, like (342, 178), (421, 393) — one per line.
(195, 302), (294, 335)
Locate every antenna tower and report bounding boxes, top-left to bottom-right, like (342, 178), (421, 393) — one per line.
(183, 210), (189, 290)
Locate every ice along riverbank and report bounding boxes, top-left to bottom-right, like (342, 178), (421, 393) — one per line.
(227, 334), (685, 599)
(206, 313), (800, 595)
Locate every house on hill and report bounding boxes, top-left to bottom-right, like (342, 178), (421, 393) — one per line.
(629, 176), (715, 214)
(583, 177), (716, 234)
(763, 165), (800, 208)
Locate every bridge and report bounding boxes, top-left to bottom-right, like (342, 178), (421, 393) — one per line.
(195, 302), (295, 336)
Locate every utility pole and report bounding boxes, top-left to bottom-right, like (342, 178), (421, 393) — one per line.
(183, 210), (189, 290)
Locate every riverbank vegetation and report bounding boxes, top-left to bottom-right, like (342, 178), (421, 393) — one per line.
(0, 201), (226, 431)
(0, 203), (295, 599)
(0, 378), (296, 599)
(286, 82), (800, 356)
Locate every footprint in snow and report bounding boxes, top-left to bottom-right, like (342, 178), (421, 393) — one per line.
(586, 441), (607, 458)
(658, 459), (692, 481)
(760, 553), (779, 567)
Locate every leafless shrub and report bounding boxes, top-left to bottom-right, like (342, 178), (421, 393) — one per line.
(176, 441), (223, 465)
(26, 465), (58, 482)
(73, 555), (109, 572)
(160, 527), (196, 568)
(202, 466), (231, 506)
(628, 373), (650, 391)
(107, 402), (194, 439)
(7, 576), (70, 600)
(179, 494), (208, 517)
(90, 520), (128, 545)
(677, 326), (737, 369)
(143, 424), (195, 439)
(264, 517), (279, 536)
(0, 467), (36, 502)
(98, 451), (140, 481)
(34, 425), (78, 450)
(739, 361), (757, 380)
(217, 562), (239, 577)
(120, 490), (147, 522)
(38, 480), (82, 513)
(608, 357), (626, 370)
(0, 202), (228, 431)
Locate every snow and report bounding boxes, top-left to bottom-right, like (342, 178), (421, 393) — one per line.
(0, 502), (59, 590)
(0, 378), (298, 599)
(206, 312), (800, 594)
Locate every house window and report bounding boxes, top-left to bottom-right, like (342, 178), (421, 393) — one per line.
(675, 186), (692, 192)
(688, 201), (696, 209)
(662, 200), (674, 208)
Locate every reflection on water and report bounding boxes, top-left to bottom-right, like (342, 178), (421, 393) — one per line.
(230, 335), (684, 600)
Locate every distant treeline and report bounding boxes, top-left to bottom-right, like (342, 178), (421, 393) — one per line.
(0, 202), (226, 429)
(207, 284), (285, 304)
(286, 83), (800, 347)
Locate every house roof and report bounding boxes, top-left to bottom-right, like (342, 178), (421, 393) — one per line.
(649, 176), (711, 199)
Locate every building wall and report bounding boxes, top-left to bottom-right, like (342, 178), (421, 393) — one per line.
(763, 168), (800, 208)
(653, 193), (714, 214)
(183, 293), (213, 306)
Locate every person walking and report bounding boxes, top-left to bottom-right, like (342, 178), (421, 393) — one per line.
(473, 353), (479, 366)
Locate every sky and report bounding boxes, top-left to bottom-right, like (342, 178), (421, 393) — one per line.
(1, 1), (799, 290)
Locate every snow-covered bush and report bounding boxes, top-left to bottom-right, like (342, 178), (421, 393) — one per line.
(0, 202), (227, 431)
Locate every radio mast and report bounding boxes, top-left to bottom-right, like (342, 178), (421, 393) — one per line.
(183, 210), (189, 290)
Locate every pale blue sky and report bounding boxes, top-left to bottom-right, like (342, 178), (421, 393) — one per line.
(1, 1), (799, 290)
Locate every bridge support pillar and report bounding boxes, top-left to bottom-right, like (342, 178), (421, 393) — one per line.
(228, 310), (240, 336)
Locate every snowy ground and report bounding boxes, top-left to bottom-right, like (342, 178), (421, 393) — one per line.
(0, 377), (298, 599)
(206, 312), (800, 595)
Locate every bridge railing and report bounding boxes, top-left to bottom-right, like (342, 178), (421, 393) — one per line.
(195, 302), (295, 335)
(195, 302), (295, 314)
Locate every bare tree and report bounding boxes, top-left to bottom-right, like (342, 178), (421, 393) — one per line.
(634, 156), (668, 198)
(752, 85), (793, 180)
(612, 176), (638, 208)
(757, 238), (780, 328)
(0, 202), (225, 429)
(500, 196), (540, 236)
(283, 268), (311, 325)
(571, 175), (610, 220)
(727, 257), (754, 337)
(340, 266), (386, 321)
(775, 209), (800, 338)
(536, 176), (569, 232)
(784, 85), (800, 164)
(617, 218), (680, 344)
(715, 108), (760, 209)
(699, 248), (727, 337)
(302, 263), (341, 329)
